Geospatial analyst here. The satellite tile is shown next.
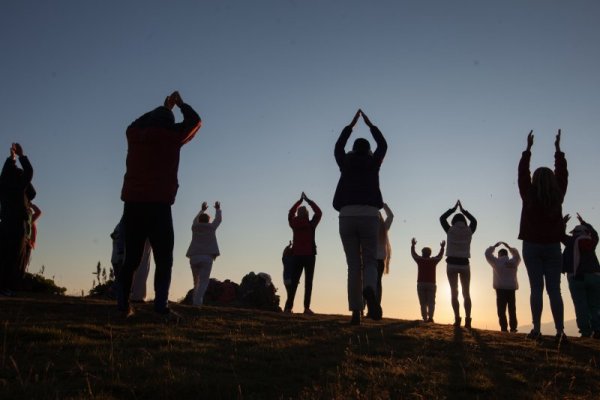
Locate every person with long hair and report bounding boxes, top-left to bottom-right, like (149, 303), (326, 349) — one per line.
(333, 109), (387, 325)
(518, 130), (568, 342)
(375, 202), (393, 309)
(440, 200), (477, 328)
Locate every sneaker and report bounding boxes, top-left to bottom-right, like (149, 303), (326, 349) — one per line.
(350, 310), (361, 325)
(501, 328), (508, 332)
(453, 316), (462, 327)
(362, 287), (382, 320)
(510, 329), (518, 333)
(555, 332), (568, 344)
(283, 308), (293, 314)
(303, 308), (315, 315)
(119, 306), (135, 318)
(465, 317), (472, 329)
(526, 330), (541, 340)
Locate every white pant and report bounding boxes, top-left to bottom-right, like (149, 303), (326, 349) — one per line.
(190, 255), (214, 306)
(130, 240), (151, 301)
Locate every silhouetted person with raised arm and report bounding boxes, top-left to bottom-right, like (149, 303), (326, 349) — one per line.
(519, 130), (567, 342)
(286, 192), (322, 314)
(0, 143), (36, 296)
(411, 238), (445, 322)
(333, 109), (387, 325)
(562, 213), (600, 339)
(118, 91), (201, 317)
(440, 200), (477, 329)
(186, 201), (222, 306)
(485, 241), (521, 332)
(24, 202), (42, 271)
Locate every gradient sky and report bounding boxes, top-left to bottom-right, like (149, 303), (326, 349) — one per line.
(2, 0), (600, 333)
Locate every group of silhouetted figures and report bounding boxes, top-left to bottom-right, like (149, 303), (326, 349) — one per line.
(2, 93), (599, 341)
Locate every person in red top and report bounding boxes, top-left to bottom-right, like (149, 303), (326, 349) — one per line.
(285, 192), (322, 314)
(118, 91), (201, 317)
(411, 238), (445, 322)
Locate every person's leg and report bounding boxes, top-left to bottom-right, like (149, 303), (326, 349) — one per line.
(429, 284), (437, 321)
(507, 290), (518, 332)
(303, 255), (316, 310)
(447, 267), (460, 320)
(585, 274), (600, 334)
(339, 217), (363, 312)
(358, 217), (381, 318)
(523, 242), (544, 333)
(131, 240), (151, 301)
(496, 289), (508, 331)
(282, 256), (298, 312)
(119, 203), (148, 311)
(191, 263), (202, 305)
(568, 275), (592, 336)
(542, 243), (564, 334)
(148, 204), (174, 313)
(376, 259), (385, 306)
(417, 283), (428, 321)
(195, 259), (214, 305)
(459, 269), (472, 321)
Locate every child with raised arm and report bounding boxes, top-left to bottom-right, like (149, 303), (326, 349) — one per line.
(411, 238), (445, 322)
(186, 201), (222, 306)
(485, 242), (521, 332)
(562, 213), (600, 338)
(440, 200), (477, 328)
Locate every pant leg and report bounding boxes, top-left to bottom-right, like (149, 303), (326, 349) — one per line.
(496, 289), (508, 330)
(302, 255), (316, 309)
(147, 204), (174, 312)
(459, 268), (472, 318)
(507, 290), (518, 331)
(0, 221), (26, 290)
(585, 274), (600, 332)
(568, 275), (592, 336)
(447, 267), (460, 318)
(358, 217), (380, 297)
(130, 239), (151, 301)
(340, 217), (363, 311)
(190, 263), (201, 305)
(119, 203), (149, 311)
(417, 283), (428, 320)
(428, 284), (437, 319)
(283, 255), (298, 311)
(192, 259), (213, 305)
(541, 243), (564, 332)
(376, 259), (385, 306)
(523, 242), (545, 332)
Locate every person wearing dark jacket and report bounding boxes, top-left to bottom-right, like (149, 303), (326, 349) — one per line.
(118, 91), (201, 317)
(286, 192), (322, 314)
(0, 143), (36, 296)
(518, 130), (568, 342)
(333, 109), (387, 325)
(562, 213), (600, 339)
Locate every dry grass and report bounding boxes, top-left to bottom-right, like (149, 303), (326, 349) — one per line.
(1, 294), (599, 399)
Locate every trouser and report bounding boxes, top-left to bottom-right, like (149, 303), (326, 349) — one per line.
(567, 273), (600, 336)
(376, 259), (385, 306)
(339, 216), (379, 311)
(118, 202), (174, 312)
(0, 220), (27, 290)
(190, 257), (214, 306)
(417, 282), (437, 320)
(447, 265), (471, 319)
(495, 289), (517, 331)
(130, 240), (152, 301)
(284, 255), (316, 310)
(522, 241), (564, 333)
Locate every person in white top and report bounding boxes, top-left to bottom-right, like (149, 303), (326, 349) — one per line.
(186, 201), (222, 306)
(485, 241), (521, 332)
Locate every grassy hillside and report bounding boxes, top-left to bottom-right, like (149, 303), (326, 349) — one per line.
(1, 295), (599, 399)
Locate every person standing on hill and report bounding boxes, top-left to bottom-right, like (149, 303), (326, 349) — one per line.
(24, 203), (42, 270)
(333, 109), (387, 325)
(411, 238), (445, 323)
(440, 200), (477, 329)
(118, 91), (201, 317)
(484, 241), (521, 332)
(374, 202), (393, 310)
(518, 130), (568, 342)
(0, 143), (36, 296)
(561, 213), (600, 339)
(286, 192), (322, 314)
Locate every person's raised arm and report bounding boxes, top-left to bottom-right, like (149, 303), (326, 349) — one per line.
(518, 131), (533, 200)
(578, 213), (598, 244)
(335, 110), (361, 167)
(13, 143), (33, 186)
(460, 206), (477, 233)
(212, 201), (222, 228)
(484, 243), (498, 266)
(410, 238), (419, 261)
(507, 244), (521, 268)
(194, 201), (209, 225)
(554, 129), (568, 199)
(382, 203), (394, 230)
(434, 240), (446, 261)
(170, 91), (201, 145)
(288, 196), (303, 226)
(304, 194), (322, 227)
(439, 202), (458, 233)
(31, 203), (42, 222)
(362, 111), (387, 165)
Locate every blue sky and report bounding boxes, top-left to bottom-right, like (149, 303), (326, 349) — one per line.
(2, 0), (600, 333)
